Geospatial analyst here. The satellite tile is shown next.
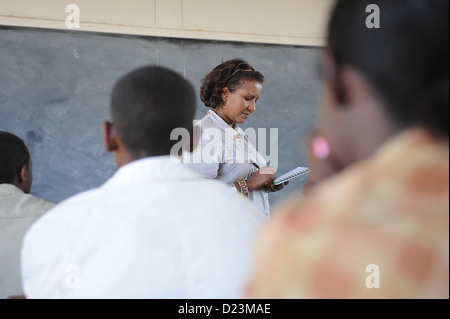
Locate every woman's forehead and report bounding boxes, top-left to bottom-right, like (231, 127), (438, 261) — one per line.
(236, 80), (263, 94)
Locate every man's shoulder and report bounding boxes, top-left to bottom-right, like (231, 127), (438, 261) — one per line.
(42, 186), (104, 218)
(29, 187), (102, 226)
(0, 190), (55, 219)
(22, 193), (55, 216)
(23, 187), (104, 246)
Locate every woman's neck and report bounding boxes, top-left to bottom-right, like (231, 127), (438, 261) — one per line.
(213, 107), (235, 128)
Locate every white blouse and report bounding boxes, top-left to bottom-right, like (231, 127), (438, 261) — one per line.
(183, 110), (270, 221)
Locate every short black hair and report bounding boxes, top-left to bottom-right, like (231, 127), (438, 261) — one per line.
(110, 66), (196, 158)
(0, 131), (31, 184)
(328, 0), (449, 140)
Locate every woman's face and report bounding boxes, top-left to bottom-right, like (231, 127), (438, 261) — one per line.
(219, 80), (263, 125)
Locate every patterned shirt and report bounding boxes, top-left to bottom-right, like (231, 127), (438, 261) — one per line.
(248, 129), (449, 299)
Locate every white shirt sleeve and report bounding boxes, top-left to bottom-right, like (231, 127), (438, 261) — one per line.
(183, 127), (223, 179)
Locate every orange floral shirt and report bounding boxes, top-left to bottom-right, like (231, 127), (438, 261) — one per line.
(248, 129), (449, 299)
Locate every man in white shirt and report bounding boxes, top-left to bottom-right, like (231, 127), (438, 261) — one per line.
(0, 131), (54, 299)
(21, 66), (263, 299)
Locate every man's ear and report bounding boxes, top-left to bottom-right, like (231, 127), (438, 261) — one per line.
(18, 165), (28, 184)
(15, 165), (32, 194)
(102, 121), (119, 153)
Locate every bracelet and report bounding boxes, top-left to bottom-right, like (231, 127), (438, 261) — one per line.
(230, 183), (238, 192)
(237, 179), (249, 197)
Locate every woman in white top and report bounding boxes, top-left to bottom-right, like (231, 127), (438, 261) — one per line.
(184, 59), (288, 221)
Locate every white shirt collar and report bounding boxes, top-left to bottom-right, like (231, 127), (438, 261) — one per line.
(0, 184), (25, 195)
(206, 109), (266, 167)
(207, 109), (243, 132)
(104, 155), (200, 188)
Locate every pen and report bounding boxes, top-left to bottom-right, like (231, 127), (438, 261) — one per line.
(250, 160), (260, 170)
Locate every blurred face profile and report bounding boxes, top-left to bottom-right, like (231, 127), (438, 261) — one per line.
(222, 80), (262, 124)
(318, 53), (354, 169)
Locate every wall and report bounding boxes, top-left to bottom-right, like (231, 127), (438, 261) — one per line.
(0, 0), (335, 46)
(0, 26), (322, 207)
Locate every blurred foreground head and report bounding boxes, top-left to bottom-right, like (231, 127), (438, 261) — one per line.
(321, 0), (449, 168)
(248, 0), (449, 300)
(104, 66), (196, 167)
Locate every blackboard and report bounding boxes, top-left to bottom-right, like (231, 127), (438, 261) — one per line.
(0, 26), (321, 208)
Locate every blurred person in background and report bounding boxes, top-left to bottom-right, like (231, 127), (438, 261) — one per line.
(0, 131), (54, 299)
(248, 0), (449, 298)
(184, 59), (288, 222)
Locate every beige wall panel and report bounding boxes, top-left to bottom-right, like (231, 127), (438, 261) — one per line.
(155, 0), (183, 28)
(0, 0), (335, 46)
(0, 0), (156, 27)
(183, 0), (331, 38)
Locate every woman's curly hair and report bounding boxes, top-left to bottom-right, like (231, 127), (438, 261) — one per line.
(200, 59), (264, 108)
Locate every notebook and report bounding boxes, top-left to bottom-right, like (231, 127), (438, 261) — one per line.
(274, 166), (312, 185)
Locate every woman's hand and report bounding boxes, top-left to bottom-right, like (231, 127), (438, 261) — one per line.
(265, 181), (289, 193)
(246, 166), (287, 192)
